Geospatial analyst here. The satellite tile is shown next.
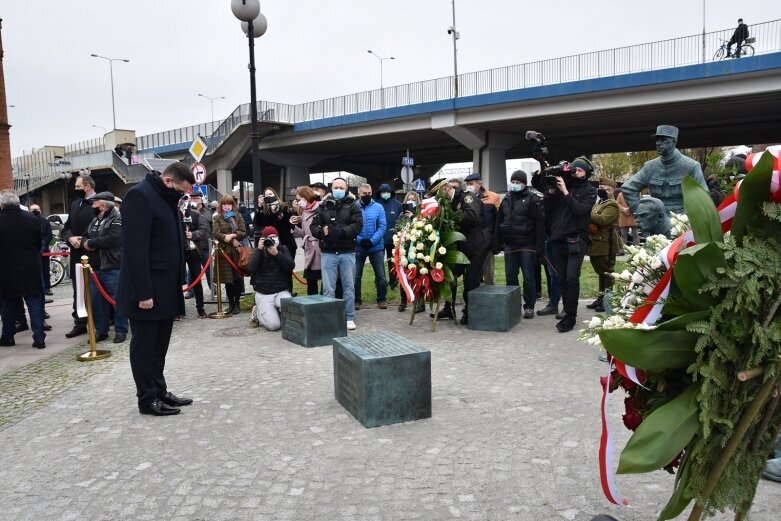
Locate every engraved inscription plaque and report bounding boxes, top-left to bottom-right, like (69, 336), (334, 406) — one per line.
(281, 295), (346, 347)
(468, 285), (521, 332)
(333, 332), (431, 428)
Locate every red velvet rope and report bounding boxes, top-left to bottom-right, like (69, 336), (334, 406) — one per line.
(42, 251), (69, 257)
(183, 254), (213, 292)
(220, 250), (308, 286)
(90, 271), (117, 306)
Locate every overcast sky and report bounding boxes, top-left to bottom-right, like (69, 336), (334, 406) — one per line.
(3, 0), (779, 157)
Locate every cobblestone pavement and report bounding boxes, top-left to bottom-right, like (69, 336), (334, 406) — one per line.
(0, 295), (778, 521)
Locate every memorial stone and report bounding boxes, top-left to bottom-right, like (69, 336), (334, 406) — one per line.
(468, 285), (521, 332)
(281, 295), (347, 347)
(333, 332), (431, 428)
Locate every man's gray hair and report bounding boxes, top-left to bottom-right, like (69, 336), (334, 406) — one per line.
(0, 189), (20, 208)
(358, 183), (372, 192)
(447, 178), (465, 190)
(100, 200), (115, 212)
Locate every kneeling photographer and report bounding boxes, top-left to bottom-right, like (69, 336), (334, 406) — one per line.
(246, 226), (295, 331)
(543, 157), (597, 332)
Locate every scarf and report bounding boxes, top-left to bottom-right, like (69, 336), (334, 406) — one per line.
(223, 210), (238, 232)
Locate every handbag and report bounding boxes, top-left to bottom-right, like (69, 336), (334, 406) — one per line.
(234, 244), (253, 273)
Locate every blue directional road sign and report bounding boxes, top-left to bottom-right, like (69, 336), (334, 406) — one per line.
(191, 185), (208, 198)
(414, 179), (426, 193)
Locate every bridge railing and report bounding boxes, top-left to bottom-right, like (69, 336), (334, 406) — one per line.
(128, 18), (780, 152)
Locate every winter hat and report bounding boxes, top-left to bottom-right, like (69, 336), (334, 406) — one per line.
(262, 226), (279, 238)
(571, 156), (594, 174)
(378, 183), (393, 194)
(510, 170), (527, 184)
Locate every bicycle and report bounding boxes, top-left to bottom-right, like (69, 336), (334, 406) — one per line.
(713, 37), (755, 60)
(48, 240), (70, 288)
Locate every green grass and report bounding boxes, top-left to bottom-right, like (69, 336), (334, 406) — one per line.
(288, 256), (627, 305)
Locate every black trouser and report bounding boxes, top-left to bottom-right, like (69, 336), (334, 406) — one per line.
(184, 249), (204, 311)
(41, 254), (51, 291)
(450, 249), (488, 317)
(552, 238), (588, 319)
(129, 319), (174, 407)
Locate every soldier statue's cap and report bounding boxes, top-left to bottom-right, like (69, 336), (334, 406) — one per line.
(653, 125), (679, 140)
(464, 172), (482, 182)
(598, 177), (617, 188)
(93, 191), (115, 202)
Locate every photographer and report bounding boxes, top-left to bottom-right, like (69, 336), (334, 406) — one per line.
(246, 226), (295, 331)
(179, 195), (208, 318)
(543, 157), (597, 333)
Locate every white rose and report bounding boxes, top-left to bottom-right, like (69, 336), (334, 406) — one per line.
(419, 267), (429, 275)
(620, 270), (632, 281)
(649, 256), (663, 270)
(588, 316), (603, 329)
(424, 255), (431, 262)
(429, 233), (437, 242)
(424, 224), (433, 232)
(631, 272), (645, 284)
(417, 253), (425, 259)
(401, 258), (408, 267)
(414, 221), (424, 229)
(438, 247), (446, 255)
(435, 262), (443, 269)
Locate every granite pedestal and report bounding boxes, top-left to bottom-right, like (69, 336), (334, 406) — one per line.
(333, 332), (431, 428)
(281, 295), (347, 347)
(468, 285), (521, 332)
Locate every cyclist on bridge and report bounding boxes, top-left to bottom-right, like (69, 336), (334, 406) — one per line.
(727, 18), (749, 58)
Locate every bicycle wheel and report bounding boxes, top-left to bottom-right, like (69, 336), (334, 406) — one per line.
(713, 47), (725, 61)
(742, 45), (755, 57)
(50, 258), (65, 287)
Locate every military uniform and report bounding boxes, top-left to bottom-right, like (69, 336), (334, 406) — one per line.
(587, 194), (620, 309)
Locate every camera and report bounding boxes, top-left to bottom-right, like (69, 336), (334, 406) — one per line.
(544, 162), (574, 188)
(322, 199), (337, 211)
(263, 238), (275, 248)
(525, 130), (549, 163)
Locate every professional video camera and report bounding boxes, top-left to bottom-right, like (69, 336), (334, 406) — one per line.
(543, 161), (575, 189)
(525, 130), (549, 166)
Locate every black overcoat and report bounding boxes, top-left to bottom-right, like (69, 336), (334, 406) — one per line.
(0, 208), (43, 298)
(117, 173), (185, 320)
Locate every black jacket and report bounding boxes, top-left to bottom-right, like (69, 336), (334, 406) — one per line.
(116, 173), (186, 321)
(247, 244), (295, 295)
(0, 207), (43, 298)
(83, 208), (123, 270)
(310, 194), (363, 253)
(62, 194), (99, 270)
(496, 188), (545, 252)
(182, 207), (208, 251)
(452, 189), (490, 260)
(543, 178), (598, 242)
(38, 215), (53, 252)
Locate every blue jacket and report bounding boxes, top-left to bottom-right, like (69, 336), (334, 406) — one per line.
(378, 197), (403, 244)
(355, 200), (386, 253)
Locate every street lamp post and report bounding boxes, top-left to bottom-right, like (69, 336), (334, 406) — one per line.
(92, 124), (107, 134)
(367, 50), (394, 108)
(90, 54), (130, 130)
(198, 93), (226, 124)
(448, 0), (460, 98)
(231, 0), (267, 202)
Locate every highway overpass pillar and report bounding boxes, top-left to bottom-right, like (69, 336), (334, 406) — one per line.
(216, 169), (233, 197)
(284, 166), (310, 190)
(473, 132), (521, 193)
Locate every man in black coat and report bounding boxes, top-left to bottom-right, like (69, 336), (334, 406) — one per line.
(117, 164), (195, 416)
(728, 18), (750, 57)
(61, 174), (98, 338)
(29, 204), (53, 296)
(0, 191), (46, 348)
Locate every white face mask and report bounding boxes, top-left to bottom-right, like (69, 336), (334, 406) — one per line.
(465, 185), (477, 194)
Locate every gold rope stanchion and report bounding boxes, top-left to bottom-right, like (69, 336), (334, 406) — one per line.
(77, 256), (112, 362)
(208, 239), (231, 319)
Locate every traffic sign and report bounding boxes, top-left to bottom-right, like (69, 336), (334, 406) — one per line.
(191, 185), (207, 198)
(188, 135), (208, 162)
(414, 179), (426, 193)
(400, 166), (414, 185)
(191, 162), (207, 185)
(402, 156), (414, 167)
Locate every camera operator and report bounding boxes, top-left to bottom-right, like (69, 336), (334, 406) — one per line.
(543, 157), (597, 332)
(179, 195), (208, 318)
(246, 226), (295, 331)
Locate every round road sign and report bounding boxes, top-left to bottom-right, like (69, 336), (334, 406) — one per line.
(192, 163), (207, 185)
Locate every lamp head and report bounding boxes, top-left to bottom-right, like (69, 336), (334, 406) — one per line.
(241, 12), (268, 38)
(231, 0), (260, 22)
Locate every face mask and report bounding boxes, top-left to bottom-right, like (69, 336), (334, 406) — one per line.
(598, 189), (609, 200)
(264, 195), (277, 203)
(92, 207), (102, 217)
(465, 185), (477, 194)
(381, 193), (391, 200)
(509, 184), (523, 192)
(31, 210), (41, 217)
(403, 202), (415, 212)
(332, 189), (346, 200)
(222, 205), (232, 213)
(360, 194), (372, 205)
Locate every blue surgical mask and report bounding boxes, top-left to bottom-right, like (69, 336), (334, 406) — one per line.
(332, 189), (346, 200)
(509, 183), (524, 192)
(381, 193), (391, 200)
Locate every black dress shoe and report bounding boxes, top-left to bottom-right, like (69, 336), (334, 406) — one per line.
(45, 289), (54, 296)
(536, 305), (558, 316)
(430, 306), (453, 320)
(555, 312), (567, 320)
(556, 317), (577, 333)
(523, 309), (535, 319)
(159, 392), (193, 407)
(95, 333), (109, 342)
(15, 322), (29, 333)
(43, 311), (51, 319)
(397, 303), (407, 312)
(459, 315), (469, 325)
(32, 341), (46, 349)
(594, 304), (606, 313)
(139, 399), (181, 416)
(65, 325), (87, 338)
(586, 299), (600, 309)
(197, 308), (207, 318)
(0, 337), (15, 347)
(113, 334), (127, 343)
(43, 322), (52, 331)
(45, 298), (54, 304)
